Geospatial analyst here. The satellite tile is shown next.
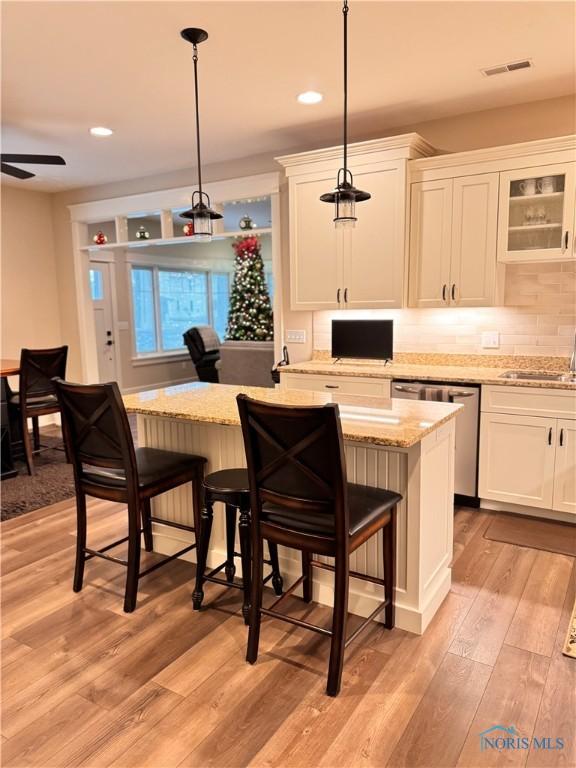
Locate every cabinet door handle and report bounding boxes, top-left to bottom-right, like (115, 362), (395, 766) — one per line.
(548, 427), (553, 445)
(325, 384), (340, 389)
(344, 288), (348, 303)
(562, 231), (569, 252)
(451, 283), (456, 301)
(560, 428), (564, 447)
(442, 284), (447, 302)
(337, 288), (341, 304)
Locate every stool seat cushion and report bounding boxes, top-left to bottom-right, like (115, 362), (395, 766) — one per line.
(9, 392), (59, 410)
(262, 483), (402, 538)
(83, 447), (206, 490)
(204, 468), (249, 494)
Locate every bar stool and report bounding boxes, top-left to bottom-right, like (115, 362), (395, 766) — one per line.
(192, 468), (283, 624)
(237, 395), (401, 697)
(54, 378), (206, 613)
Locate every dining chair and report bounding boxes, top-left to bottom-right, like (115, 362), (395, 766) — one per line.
(54, 378), (206, 612)
(237, 394), (401, 696)
(10, 346), (68, 475)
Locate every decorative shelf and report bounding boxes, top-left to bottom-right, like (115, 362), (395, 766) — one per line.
(508, 223), (563, 232)
(509, 192), (564, 203)
(80, 227), (272, 252)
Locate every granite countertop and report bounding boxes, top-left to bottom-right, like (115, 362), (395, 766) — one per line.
(281, 358), (576, 390)
(123, 382), (462, 449)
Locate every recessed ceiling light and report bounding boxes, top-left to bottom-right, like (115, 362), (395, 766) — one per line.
(90, 126), (114, 137)
(297, 91), (323, 105)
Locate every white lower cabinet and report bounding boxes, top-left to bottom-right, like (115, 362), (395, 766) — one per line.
(479, 412), (556, 509)
(553, 419), (576, 514)
(479, 386), (576, 516)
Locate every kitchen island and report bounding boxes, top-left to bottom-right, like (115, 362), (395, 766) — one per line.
(124, 382), (461, 633)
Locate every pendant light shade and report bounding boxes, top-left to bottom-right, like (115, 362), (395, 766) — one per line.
(320, 0), (370, 227)
(180, 27), (222, 242)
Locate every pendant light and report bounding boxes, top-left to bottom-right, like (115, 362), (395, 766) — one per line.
(320, 0), (370, 227)
(180, 28), (222, 242)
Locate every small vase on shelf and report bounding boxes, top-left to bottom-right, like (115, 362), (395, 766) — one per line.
(136, 225), (150, 240)
(93, 231), (108, 245)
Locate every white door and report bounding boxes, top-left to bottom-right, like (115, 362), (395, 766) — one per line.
(553, 419), (576, 515)
(89, 262), (118, 383)
(343, 163), (404, 309)
(479, 412), (556, 509)
(450, 173), (499, 307)
(497, 162), (576, 263)
(289, 171), (342, 310)
(408, 179), (453, 308)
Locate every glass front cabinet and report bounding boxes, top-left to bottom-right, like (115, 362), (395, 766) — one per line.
(498, 163), (575, 262)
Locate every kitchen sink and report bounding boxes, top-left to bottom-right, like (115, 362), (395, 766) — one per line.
(499, 370), (576, 383)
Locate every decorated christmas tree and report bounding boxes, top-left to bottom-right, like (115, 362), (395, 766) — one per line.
(226, 235), (274, 341)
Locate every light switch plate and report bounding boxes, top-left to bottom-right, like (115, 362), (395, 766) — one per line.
(481, 331), (500, 349)
(285, 330), (306, 344)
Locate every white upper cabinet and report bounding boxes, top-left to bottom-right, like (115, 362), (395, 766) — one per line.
(450, 173), (499, 306)
(408, 172), (498, 308)
(277, 134), (435, 312)
(408, 179), (452, 308)
(343, 163), (406, 309)
(288, 171), (342, 310)
(497, 162), (575, 263)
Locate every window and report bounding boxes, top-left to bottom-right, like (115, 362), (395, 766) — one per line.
(131, 268), (157, 354)
(210, 272), (230, 339)
(131, 266), (231, 356)
(89, 269), (104, 301)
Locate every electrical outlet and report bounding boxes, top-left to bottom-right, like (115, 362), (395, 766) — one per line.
(285, 330), (306, 343)
(481, 331), (500, 349)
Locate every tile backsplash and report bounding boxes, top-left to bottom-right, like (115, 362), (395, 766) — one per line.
(313, 262), (575, 358)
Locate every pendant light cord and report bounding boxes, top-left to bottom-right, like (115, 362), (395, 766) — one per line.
(192, 44), (203, 198)
(343, 0), (349, 178)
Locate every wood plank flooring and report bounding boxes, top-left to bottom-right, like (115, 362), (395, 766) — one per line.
(1, 500), (574, 768)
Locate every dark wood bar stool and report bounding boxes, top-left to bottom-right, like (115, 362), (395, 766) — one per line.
(192, 468), (283, 624)
(54, 378), (206, 613)
(237, 395), (401, 697)
(9, 346), (68, 475)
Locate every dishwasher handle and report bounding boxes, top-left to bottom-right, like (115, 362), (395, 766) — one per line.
(393, 384), (421, 394)
(448, 390), (476, 398)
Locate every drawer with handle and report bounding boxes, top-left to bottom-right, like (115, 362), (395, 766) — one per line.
(281, 373), (391, 398)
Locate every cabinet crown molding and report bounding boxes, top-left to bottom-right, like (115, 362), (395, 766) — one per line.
(410, 134), (576, 172)
(276, 132), (436, 172)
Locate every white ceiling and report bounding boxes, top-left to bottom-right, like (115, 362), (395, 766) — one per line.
(2, 1), (575, 192)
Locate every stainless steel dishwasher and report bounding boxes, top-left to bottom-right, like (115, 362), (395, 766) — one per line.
(392, 380), (480, 505)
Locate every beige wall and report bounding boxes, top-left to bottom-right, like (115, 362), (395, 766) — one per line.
(1, 186), (63, 361)
(43, 94), (576, 382)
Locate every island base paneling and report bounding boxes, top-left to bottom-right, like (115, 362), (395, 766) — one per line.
(137, 414), (455, 634)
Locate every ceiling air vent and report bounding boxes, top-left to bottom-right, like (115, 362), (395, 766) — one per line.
(481, 59), (533, 77)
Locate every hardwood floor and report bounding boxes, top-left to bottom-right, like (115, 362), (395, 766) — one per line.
(1, 500), (574, 768)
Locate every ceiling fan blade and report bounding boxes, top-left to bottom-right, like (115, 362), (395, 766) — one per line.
(1, 162), (35, 179)
(0, 154), (66, 166)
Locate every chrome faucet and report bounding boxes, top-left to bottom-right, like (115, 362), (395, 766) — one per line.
(570, 330), (576, 375)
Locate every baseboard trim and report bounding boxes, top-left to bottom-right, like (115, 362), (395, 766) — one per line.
(480, 499), (575, 524)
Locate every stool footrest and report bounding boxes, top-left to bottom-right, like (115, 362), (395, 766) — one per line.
(149, 516), (195, 533)
(202, 575), (244, 591)
(139, 543), (196, 578)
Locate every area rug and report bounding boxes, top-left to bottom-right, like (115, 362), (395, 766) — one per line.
(484, 513), (576, 558)
(563, 601), (576, 659)
(0, 435), (75, 521)
(1, 416), (139, 522)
